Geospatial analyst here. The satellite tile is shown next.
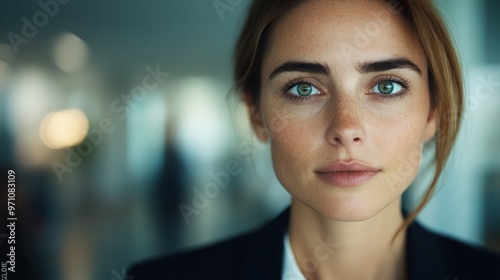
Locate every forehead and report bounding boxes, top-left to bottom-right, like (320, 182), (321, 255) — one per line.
(264, 0), (427, 73)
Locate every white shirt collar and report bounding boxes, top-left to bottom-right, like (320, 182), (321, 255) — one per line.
(282, 232), (306, 280)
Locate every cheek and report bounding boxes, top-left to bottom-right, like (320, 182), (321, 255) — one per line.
(260, 95), (327, 136)
(263, 111), (323, 188)
(260, 94), (326, 152)
(377, 106), (429, 189)
(268, 118), (319, 169)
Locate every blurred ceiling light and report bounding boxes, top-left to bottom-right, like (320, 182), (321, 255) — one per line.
(9, 67), (57, 124)
(53, 32), (89, 73)
(177, 77), (227, 161)
(39, 108), (89, 149)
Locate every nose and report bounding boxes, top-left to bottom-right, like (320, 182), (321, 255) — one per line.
(325, 94), (366, 147)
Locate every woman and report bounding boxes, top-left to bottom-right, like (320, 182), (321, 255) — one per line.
(129, 0), (500, 279)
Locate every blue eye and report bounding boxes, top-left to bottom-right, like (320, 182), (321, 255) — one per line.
(371, 81), (404, 95)
(289, 82), (321, 97)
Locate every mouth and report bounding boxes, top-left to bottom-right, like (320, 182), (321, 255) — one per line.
(315, 160), (380, 187)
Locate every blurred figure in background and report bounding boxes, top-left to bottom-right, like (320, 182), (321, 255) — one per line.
(151, 113), (187, 253)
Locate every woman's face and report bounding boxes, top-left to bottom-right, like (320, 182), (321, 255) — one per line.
(248, 0), (437, 221)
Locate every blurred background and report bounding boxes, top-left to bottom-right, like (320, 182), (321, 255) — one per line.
(0, 0), (498, 279)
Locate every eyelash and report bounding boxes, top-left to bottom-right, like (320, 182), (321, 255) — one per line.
(370, 75), (410, 100)
(280, 78), (318, 103)
(280, 76), (411, 103)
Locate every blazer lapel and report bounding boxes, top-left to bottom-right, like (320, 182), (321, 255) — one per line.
(237, 208), (290, 280)
(406, 220), (452, 279)
(236, 207), (455, 280)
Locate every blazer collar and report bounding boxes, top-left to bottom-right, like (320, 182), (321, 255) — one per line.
(406, 218), (452, 279)
(236, 207), (452, 280)
(237, 208), (289, 280)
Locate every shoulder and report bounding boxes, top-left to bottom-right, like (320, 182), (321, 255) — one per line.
(408, 220), (500, 278)
(433, 230), (500, 274)
(127, 208), (290, 280)
(127, 229), (258, 279)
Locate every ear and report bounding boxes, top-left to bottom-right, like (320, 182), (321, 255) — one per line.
(423, 108), (437, 142)
(243, 93), (269, 142)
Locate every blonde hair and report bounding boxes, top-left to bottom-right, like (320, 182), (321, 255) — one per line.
(233, 0), (463, 234)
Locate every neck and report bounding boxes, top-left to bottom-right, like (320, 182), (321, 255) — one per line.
(288, 198), (407, 280)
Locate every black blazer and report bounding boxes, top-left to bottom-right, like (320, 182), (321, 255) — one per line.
(128, 208), (500, 279)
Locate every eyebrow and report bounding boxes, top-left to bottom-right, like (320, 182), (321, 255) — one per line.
(269, 61), (330, 80)
(356, 58), (422, 75)
(269, 58), (422, 80)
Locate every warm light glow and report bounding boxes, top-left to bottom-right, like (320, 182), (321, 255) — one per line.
(40, 109), (89, 149)
(53, 32), (89, 73)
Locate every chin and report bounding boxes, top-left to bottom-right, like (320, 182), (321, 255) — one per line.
(303, 194), (387, 222)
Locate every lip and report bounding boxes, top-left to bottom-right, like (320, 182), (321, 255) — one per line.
(315, 160), (380, 187)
